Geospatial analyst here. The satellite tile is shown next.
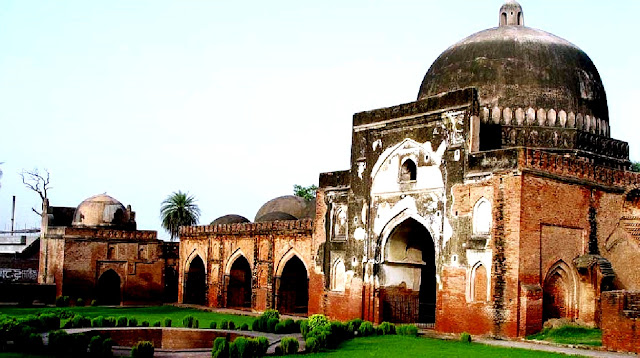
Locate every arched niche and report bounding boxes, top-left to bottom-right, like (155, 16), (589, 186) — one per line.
(226, 255), (252, 309)
(276, 254), (308, 315)
(184, 255), (206, 305)
(97, 269), (121, 305)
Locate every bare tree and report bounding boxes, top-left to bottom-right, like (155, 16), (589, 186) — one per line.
(20, 168), (52, 216)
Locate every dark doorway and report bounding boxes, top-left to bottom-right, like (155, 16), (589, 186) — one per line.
(543, 271), (568, 321)
(382, 218), (436, 324)
(184, 256), (206, 305)
(277, 256), (308, 315)
(97, 269), (121, 305)
(164, 267), (179, 302)
(227, 256), (252, 309)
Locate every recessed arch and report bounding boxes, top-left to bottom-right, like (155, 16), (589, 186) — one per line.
(276, 254), (308, 315)
(225, 249), (252, 275)
(378, 208), (438, 263)
(400, 158), (417, 181)
(97, 269), (121, 305)
(226, 254), (252, 309)
(275, 248), (308, 277)
(473, 197), (492, 235)
(470, 262), (488, 302)
(184, 255), (206, 305)
(331, 258), (346, 292)
(543, 260), (578, 321)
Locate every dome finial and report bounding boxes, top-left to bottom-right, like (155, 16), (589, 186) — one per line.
(499, 1), (524, 27)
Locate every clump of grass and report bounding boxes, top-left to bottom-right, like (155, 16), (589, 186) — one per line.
(527, 325), (602, 346)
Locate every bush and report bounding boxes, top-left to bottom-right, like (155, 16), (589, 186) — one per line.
(299, 320), (309, 338)
(358, 321), (375, 337)
(153, 321), (161, 327)
(266, 318), (279, 333)
(240, 323), (249, 331)
(262, 309), (280, 321)
(90, 299), (98, 306)
(229, 337), (247, 358)
(228, 321), (235, 330)
(460, 332), (472, 343)
(210, 321), (218, 329)
(305, 337), (319, 353)
(212, 337), (229, 358)
(131, 340), (154, 358)
(256, 336), (269, 356)
(346, 318), (363, 334)
(129, 317), (138, 327)
(38, 312), (60, 331)
(55, 296), (70, 307)
(76, 298), (85, 307)
(220, 320), (229, 330)
(397, 324), (418, 337)
(280, 337), (299, 355)
(48, 330), (72, 355)
(183, 315), (197, 328)
(102, 338), (115, 357)
(69, 315), (91, 328)
(378, 321), (396, 335)
(92, 316), (105, 328)
(104, 317), (116, 327)
(163, 317), (172, 327)
(71, 333), (90, 355)
(141, 321), (150, 327)
(89, 336), (105, 355)
(308, 314), (330, 331)
(24, 332), (43, 353)
(116, 316), (128, 327)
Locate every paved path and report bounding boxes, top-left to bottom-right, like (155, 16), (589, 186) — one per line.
(475, 338), (636, 357)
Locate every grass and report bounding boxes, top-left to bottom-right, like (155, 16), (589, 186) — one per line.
(0, 305), (255, 328)
(304, 335), (574, 357)
(527, 325), (602, 346)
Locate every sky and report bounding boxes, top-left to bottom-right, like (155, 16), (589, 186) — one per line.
(1, 1), (639, 239)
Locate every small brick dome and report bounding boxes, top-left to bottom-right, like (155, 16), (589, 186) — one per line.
(210, 214), (250, 225)
(72, 194), (131, 228)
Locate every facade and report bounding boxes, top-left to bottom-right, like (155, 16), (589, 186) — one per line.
(39, 194), (178, 304)
(180, 1), (640, 339)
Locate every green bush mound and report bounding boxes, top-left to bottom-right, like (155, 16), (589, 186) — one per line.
(460, 332), (472, 343)
(279, 337), (299, 355)
(131, 340), (154, 358)
(212, 336), (269, 358)
(396, 324), (418, 337)
(527, 325), (602, 346)
(183, 315), (199, 328)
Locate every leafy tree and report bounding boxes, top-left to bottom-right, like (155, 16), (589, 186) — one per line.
(293, 184), (317, 201)
(632, 162), (640, 173)
(160, 191), (200, 241)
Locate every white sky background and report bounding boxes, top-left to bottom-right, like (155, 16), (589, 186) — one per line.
(1, 1), (639, 239)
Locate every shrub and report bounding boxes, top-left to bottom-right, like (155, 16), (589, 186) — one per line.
(141, 321), (150, 327)
(262, 309), (280, 320)
(163, 317), (172, 327)
(306, 328), (327, 350)
(280, 337), (299, 355)
(89, 335), (105, 355)
(326, 321), (349, 347)
(90, 299), (98, 306)
(183, 315), (196, 328)
(71, 333), (90, 355)
(305, 337), (319, 353)
(460, 332), (472, 343)
(266, 318), (279, 333)
(131, 340), (154, 358)
(212, 337), (229, 358)
(229, 337), (247, 358)
(256, 336), (269, 356)
(378, 321), (396, 335)
(55, 296), (70, 307)
(153, 321), (161, 327)
(210, 321), (218, 329)
(308, 314), (330, 331)
(220, 320), (229, 330)
(48, 330), (72, 355)
(104, 317), (116, 327)
(129, 317), (138, 327)
(299, 320), (309, 338)
(116, 316), (128, 327)
(347, 318), (363, 334)
(251, 316), (266, 332)
(76, 298), (85, 307)
(397, 324), (418, 337)
(92, 316), (106, 328)
(228, 321), (235, 330)
(358, 321), (375, 337)
(102, 338), (115, 357)
(38, 313), (60, 331)
(240, 323), (249, 331)
(69, 315), (91, 328)
(20, 315), (43, 332)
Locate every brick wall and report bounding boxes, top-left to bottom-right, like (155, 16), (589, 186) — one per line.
(601, 290), (640, 353)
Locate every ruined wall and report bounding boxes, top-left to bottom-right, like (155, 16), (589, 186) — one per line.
(601, 291), (640, 353)
(179, 220), (313, 313)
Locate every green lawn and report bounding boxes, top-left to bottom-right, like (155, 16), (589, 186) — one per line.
(0, 305), (255, 328)
(527, 326), (602, 346)
(306, 336), (575, 358)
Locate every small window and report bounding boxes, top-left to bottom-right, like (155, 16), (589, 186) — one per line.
(400, 159), (417, 182)
(107, 246), (116, 260)
(473, 198), (492, 235)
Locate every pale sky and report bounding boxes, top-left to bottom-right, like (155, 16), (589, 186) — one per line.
(1, 1), (639, 239)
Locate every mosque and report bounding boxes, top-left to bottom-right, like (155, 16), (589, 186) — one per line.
(179, 1), (640, 339)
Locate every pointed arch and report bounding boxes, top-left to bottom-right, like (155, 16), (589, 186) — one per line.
(543, 260), (578, 321)
(97, 269), (121, 305)
(331, 258), (346, 292)
(276, 252), (309, 315)
(185, 250), (207, 275)
(378, 208), (438, 263)
(275, 248), (308, 277)
(225, 249), (252, 275)
(470, 262), (489, 302)
(473, 197), (492, 235)
(184, 255), (206, 305)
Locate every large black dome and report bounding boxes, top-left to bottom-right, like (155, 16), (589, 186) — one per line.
(418, 2), (608, 124)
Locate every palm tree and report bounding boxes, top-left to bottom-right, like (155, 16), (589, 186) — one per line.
(160, 191), (201, 241)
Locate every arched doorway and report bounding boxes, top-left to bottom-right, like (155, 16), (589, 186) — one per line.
(277, 256), (308, 315)
(226, 256), (252, 309)
(381, 218), (436, 324)
(97, 269), (121, 305)
(164, 267), (178, 302)
(543, 262), (575, 321)
(184, 256), (206, 305)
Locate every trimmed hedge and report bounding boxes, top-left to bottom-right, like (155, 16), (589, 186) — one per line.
(131, 340), (154, 358)
(279, 337), (299, 355)
(397, 324), (418, 337)
(163, 317), (172, 327)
